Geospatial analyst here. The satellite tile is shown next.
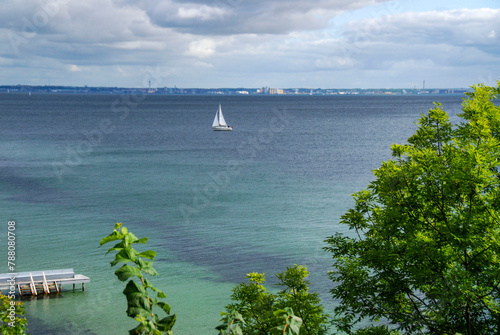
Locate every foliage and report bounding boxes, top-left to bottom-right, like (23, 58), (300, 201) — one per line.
(100, 223), (176, 335)
(218, 265), (329, 335)
(0, 294), (28, 334)
(324, 82), (500, 334)
(216, 310), (246, 335)
(351, 325), (401, 335)
(274, 307), (303, 335)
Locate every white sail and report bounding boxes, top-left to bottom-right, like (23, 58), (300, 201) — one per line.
(217, 104), (227, 126)
(212, 104), (233, 131)
(212, 107), (220, 127)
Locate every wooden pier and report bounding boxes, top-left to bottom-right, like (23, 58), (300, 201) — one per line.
(0, 269), (90, 296)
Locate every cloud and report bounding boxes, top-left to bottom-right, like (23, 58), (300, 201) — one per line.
(342, 8), (500, 51)
(68, 64), (82, 72)
(186, 38), (216, 58)
(137, 0), (389, 35)
(322, 7), (500, 86)
(0, 1), (498, 88)
(177, 5), (228, 20)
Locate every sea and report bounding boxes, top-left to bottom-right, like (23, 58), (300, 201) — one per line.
(0, 93), (465, 334)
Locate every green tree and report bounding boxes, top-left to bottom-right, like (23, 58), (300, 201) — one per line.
(100, 223), (176, 335)
(0, 294), (28, 334)
(220, 265), (329, 335)
(324, 82), (500, 334)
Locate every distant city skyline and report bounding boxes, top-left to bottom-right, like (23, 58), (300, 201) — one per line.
(0, 84), (473, 96)
(1, 0), (499, 89)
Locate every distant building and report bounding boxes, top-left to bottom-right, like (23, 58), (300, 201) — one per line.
(268, 88), (284, 94)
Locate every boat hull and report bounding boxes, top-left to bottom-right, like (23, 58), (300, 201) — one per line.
(212, 126), (233, 131)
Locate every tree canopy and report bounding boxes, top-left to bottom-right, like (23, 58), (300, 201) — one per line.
(325, 82), (500, 334)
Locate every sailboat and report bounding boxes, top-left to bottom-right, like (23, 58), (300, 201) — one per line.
(212, 104), (233, 131)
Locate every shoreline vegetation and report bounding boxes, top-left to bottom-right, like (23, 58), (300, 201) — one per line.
(3, 82), (500, 334)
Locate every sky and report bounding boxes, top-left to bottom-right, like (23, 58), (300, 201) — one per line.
(1, 0), (499, 89)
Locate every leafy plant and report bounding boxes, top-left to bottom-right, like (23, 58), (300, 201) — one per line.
(274, 307), (303, 335)
(100, 223), (176, 335)
(216, 310), (246, 335)
(325, 82), (500, 334)
(275, 265), (328, 335)
(0, 294), (28, 334)
(220, 265), (329, 335)
(216, 307), (303, 335)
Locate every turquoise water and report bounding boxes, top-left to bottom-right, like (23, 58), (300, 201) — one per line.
(0, 93), (464, 334)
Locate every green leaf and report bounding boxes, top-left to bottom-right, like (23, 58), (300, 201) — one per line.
(274, 308), (302, 335)
(156, 290), (167, 299)
(115, 264), (142, 281)
(139, 250), (157, 260)
(285, 315), (303, 335)
(273, 309), (287, 317)
(128, 324), (143, 335)
(216, 310), (246, 335)
(99, 231), (124, 247)
(156, 301), (171, 314)
(123, 281), (151, 317)
(143, 278), (167, 298)
(126, 306), (151, 319)
(157, 314), (176, 331)
(106, 240), (126, 254)
(137, 258), (158, 276)
(143, 277), (153, 287)
(110, 247), (138, 267)
(123, 280), (147, 296)
(125, 232), (140, 245)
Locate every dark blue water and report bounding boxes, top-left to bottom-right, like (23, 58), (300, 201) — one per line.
(0, 93), (464, 334)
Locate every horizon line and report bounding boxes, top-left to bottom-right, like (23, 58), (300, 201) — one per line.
(0, 84), (474, 91)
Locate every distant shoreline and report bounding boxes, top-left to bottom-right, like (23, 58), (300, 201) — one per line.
(0, 85), (471, 96)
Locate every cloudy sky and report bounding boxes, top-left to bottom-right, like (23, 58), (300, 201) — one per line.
(1, 0), (499, 88)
